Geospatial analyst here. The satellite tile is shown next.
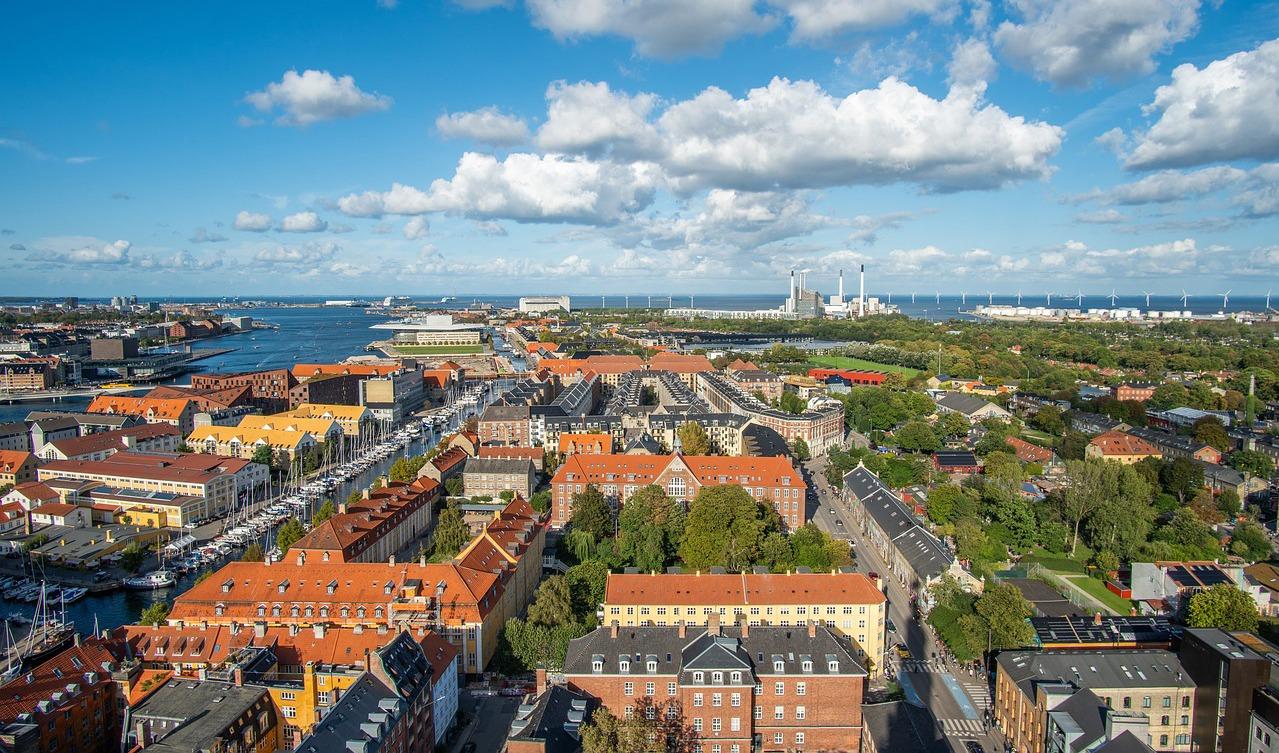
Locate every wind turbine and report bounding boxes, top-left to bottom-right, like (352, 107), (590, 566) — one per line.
(1220, 289), (1231, 311)
(1179, 289), (1189, 308)
(1268, 289), (1273, 311)
(935, 291), (940, 304)
(961, 291), (967, 305)
(887, 292), (893, 304)
(1142, 291), (1152, 308)
(911, 291), (916, 304)
(1108, 288), (1118, 307)
(1077, 289), (1085, 308)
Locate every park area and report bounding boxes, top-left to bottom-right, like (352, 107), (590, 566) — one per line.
(1020, 548), (1135, 615)
(808, 354), (923, 377)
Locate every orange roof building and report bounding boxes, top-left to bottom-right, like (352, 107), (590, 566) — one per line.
(0, 449), (38, 486)
(600, 570), (886, 673)
(551, 453), (805, 531)
(291, 362), (400, 380)
(168, 496), (546, 675)
(558, 433), (612, 456)
(1005, 435), (1056, 466)
(0, 636), (126, 747)
(1085, 430), (1163, 464)
(291, 478), (439, 563)
(86, 395), (197, 434)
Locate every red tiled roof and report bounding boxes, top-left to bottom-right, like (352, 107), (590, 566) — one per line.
(552, 453), (802, 488)
(1089, 430), (1162, 457)
(46, 424), (179, 458)
(648, 353), (714, 373)
(85, 396), (192, 420)
(8, 481), (59, 502)
(0, 637), (123, 720)
(1005, 435), (1054, 464)
(0, 451), (35, 474)
(30, 502), (78, 517)
(39, 451), (251, 485)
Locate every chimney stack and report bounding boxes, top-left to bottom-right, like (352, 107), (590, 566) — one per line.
(610, 622), (619, 639)
(536, 667), (548, 695)
(707, 613), (721, 637)
(678, 621), (687, 639)
(837, 269), (844, 303)
(859, 264), (866, 318)
(808, 620), (817, 638)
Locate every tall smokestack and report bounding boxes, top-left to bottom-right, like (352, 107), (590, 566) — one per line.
(838, 269), (844, 302)
(790, 270), (796, 312)
(859, 264), (866, 318)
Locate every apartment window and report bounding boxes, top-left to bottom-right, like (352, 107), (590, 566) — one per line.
(712, 746), (721, 753)
(592, 659), (603, 673)
(828, 660), (839, 672)
(1161, 716), (1170, 726)
(694, 694), (704, 708)
(693, 718), (703, 732)
(796, 682), (806, 696)
(668, 682), (677, 696)
(775, 682), (785, 695)
(624, 682), (634, 696)
(1182, 697), (1190, 708)
(1122, 697), (1131, 709)
(795, 732), (805, 747)
(647, 660), (658, 673)
(1163, 696), (1172, 708)
(668, 706), (678, 720)
(712, 718), (722, 733)
(774, 706), (784, 720)
(625, 706), (634, 719)
(774, 660), (784, 672)
(282, 707), (297, 719)
(280, 692), (296, 700)
(774, 733), (784, 745)
(731, 693), (741, 707)
(730, 671), (742, 684)
(730, 717), (740, 732)
(713, 694), (722, 707)
(801, 659), (812, 673)
(1160, 736), (1169, 747)
(796, 706), (805, 720)
(712, 671), (723, 684)
(646, 706), (657, 720)
(646, 682), (655, 696)
(1143, 696), (1152, 709)
(620, 659), (630, 673)
(694, 672), (704, 684)
(731, 746), (740, 753)
(754, 707), (763, 720)
(1176, 735), (1190, 745)
(1181, 716), (1189, 726)
(755, 683), (763, 695)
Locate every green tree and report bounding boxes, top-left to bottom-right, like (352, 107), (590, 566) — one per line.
(250, 445), (275, 469)
(1029, 406), (1065, 435)
(1231, 521), (1273, 562)
(895, 421), (941, 453)
(1229, 450), (1275, 478)
(571, 484), (614, 541)
(347, 490), (363, 506)
(312, 499), (337, 525)
(1216, 489), (1242, 519)
(566, 560), (609, 621)
(389, 455), (429, 482)
(676, 422), (711, 455)
(616, 486), (683, 571)
(680, 485), (773, 571)
(527, 575), (577, 627)
(582, 700), (700, 753)
(276, 517), (306, 554)
(938, 411), (971, 439)
(1193, 417), (1231, 452)
(983, 452), (1023, 488)
(1186, 583), (1259, 632)
(444, 476), (464, 497)
(1056, 431), (1089, 461)
(1149, 383), (1189, 411)
(432, 504), (470, 558)
(529, 488), (552, 513)
(926, 484), (976, 525)
(241, 542), (265, 562)
(1063, 460), (1117, 555)
(1160, 458), (1204, 505)
(975, 581), (1035, 650)
(777, 391), (807, 415)
(138, 602), (170, 627)
(1154, 507), (1220, 558)
(791, 437), (811, 462)
(119, 542), (149, 572)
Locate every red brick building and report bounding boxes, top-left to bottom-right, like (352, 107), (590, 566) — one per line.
(1113, 382), (1158, 402)
(191, 369), (298, 413)
(551, 453), (806, 531)
(807, 368), (888, 386)
(562, 620), (866, 753)
(0, 636), (127, 753)
(478, 404), (531, 447)
(291, 478), (439, 563)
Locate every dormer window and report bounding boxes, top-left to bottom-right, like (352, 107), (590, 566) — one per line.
(257, 605), (266, 617)
(828, 660), (839, 672)
(801, 660), (812, 673)
(773, 660), (784, 673)
(647, 660), (658, 673)
(592, 657), (603, 673)
(277, 580), (289, 594)
(731, 671), (742, 684)
(326, 580), (338, 595)
(619, 658), (630, 674)
(712, 671), (723, 684)
(693, 671), (704, 683)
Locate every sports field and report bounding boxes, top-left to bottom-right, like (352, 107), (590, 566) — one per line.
(808, 354), (922, 377)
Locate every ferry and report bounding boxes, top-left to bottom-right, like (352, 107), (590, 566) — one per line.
(101, 382), (134, 389)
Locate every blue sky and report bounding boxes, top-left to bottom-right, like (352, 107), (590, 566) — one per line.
(3, 0), (1279, 297)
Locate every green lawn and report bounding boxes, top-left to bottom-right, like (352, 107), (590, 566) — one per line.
(390, 344), (485, 355)
(808, 355), (923, 377)
(1022, 548), (1088, 575)
(1065, 575), (1134, 615)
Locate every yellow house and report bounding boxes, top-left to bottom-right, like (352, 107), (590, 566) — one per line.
(187, 425), (319, 464)
(280, 403), (375, 439)
(1085, 431), (1163, 465)
(237, 414), (343, 444)
(599, 571), (888, 675)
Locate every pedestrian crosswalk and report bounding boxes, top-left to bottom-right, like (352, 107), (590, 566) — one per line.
(939, 718), (987, 736)
(961, 679), (992, 708)
(899, 659), (946, 673)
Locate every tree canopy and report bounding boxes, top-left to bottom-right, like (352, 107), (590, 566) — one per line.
(570, 484), (613, 541)
(676, 422), (711, 455)
(1187, 583), (1259, 632)
(679, 485), (778, 572)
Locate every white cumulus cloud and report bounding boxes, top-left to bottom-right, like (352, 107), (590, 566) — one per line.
(772, 0), (957, 41)
(245, 69), (392, 127)
(403, 217), (430, 240)
(436, 107), (530, 145)
(1079, 166), (1248, 205)
(536, 81), (660, 157)
(526, 0), (774, 58)
(278, 211), (328, 233)
(948, 37), (996, 88)
(40, 239), (132, 266)
(995, 0), (1199, 88)
(1125, 37), (1279, 169)
(234, 211), (273, 232)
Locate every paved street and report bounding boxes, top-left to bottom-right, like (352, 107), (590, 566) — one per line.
(803, 456), (1004, 753)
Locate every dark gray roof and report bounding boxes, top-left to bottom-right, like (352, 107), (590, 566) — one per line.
(1047, 688), (1108, 753)
(26, 411), (136, 429)
(0, 422), (26, 437)
(861, 702), (950, 753)
(996, 650), (1192, 700)
(844, 466), (953, 580)
(1191, 459), (1247, 485)
(1094, 731), (1157, 753)
(1030, 616), (1175, 647)
(935, 392), (995, 416)
(131, 679), (271, 753)
(564, 625), (866, 679)
(481, 403), (531, 421)
(647, 413), (750, 430)
(296, 673), (401, 753)
(27, 416), (78, 432)
(464, 456), (535, 475)
(508, 685), (597, 753)
(1126, 427), (1212, 456)
(1004, 578), (1083, 618)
